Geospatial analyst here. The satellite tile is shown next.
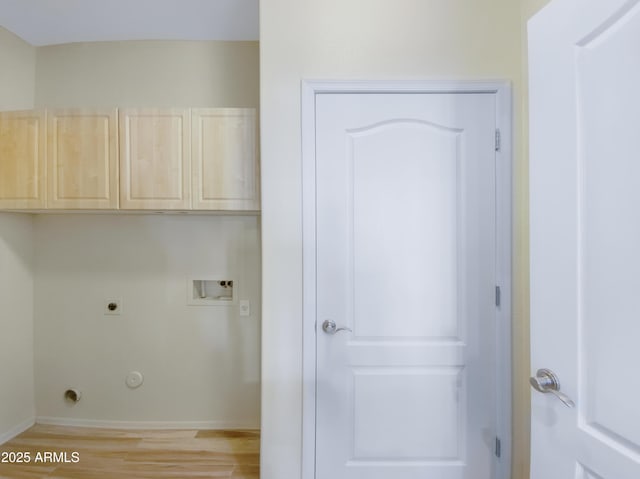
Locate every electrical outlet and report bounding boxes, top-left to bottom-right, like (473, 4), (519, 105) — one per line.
(104, 298), (122, 315)
(239, 300), (251, 317)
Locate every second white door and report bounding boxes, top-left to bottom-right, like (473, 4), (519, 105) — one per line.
(529, 0), (640, 477)
(315, 91), (502, 479)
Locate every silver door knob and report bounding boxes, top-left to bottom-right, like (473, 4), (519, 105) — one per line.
(322, 320), (352, 335)
(530, 368), (575, 408)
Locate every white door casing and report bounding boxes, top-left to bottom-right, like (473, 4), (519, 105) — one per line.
(529, 1), (640, 478)
(302, 81), (512, 479)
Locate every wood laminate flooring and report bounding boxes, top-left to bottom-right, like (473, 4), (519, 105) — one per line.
(0, 424), (259, 479)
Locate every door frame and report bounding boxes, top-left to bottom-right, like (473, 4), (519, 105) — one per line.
(301, 80), (513, 479)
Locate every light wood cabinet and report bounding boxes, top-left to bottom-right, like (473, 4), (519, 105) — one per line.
(0, 107), (258, 212)
(119, 108), (191, 210)
(192, 108), (259, 211)
(0, 110), (46, 209)
(47, 109), (119, 209)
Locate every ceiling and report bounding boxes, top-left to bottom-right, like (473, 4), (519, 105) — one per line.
(0, 0), (258, 46)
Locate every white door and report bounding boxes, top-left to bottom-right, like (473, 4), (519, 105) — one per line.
(529, 0), (640, 478)
(314, 91), (501, 479)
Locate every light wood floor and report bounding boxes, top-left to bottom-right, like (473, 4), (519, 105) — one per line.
(0, 424), (259, 479)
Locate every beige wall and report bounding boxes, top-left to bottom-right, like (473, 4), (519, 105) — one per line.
(30, 40), (261, 425)
(0, 214), (36, 442)
(0, 26), (36, 443)
(33, 215), (261, 427)
(512, 1), (552, 477)
(0, 27), (36, 110)
(35, 41), (259, 108)
(259, 1), (526, 478)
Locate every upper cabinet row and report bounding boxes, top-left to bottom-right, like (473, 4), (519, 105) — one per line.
(0, 108), (259, 211)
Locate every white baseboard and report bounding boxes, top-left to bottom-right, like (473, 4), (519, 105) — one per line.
(35, 416), (259, 430)
(0, 417), (36, 445)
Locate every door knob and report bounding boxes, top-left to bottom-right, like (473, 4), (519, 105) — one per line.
(529, 368), (575, 408)
(322, 320), (352, 335)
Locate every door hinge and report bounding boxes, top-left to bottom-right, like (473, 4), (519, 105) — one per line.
(495, 128), (501, 152)
(495, 437), (502, 458)
(495, 285), (501, 307)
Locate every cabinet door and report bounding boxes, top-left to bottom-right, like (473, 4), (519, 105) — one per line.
(47, 109), (119, 209)
(0, 110), (46, 209)
(192, 108), (259, 211)
(119, 108), (191, 210)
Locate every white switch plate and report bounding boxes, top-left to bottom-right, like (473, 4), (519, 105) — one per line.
(239, 300), (251, 317)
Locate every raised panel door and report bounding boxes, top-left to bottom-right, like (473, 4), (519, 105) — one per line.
(119, 108), (190, 210)
(530, 0), (640, 477)
(0, 110), (46, 209)
(315, 92), (498, 479)
(47, 109), (118, 209)
(192, 108), (259, 211)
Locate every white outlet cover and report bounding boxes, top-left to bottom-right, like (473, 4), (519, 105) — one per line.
(239, 299), (251, 316)
(126, 371), (144, 389)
